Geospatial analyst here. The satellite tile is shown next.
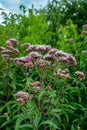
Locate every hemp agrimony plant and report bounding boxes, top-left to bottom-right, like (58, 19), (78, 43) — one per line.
(0, 39), (85, 130)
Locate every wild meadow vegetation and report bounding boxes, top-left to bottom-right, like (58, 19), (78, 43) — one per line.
(0, 0), (87, 130)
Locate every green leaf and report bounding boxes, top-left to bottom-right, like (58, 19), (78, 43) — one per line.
(15, 114), (26, 130)
(9, 70), (14, 79)
(48, 90), (56, 98)
(71, 125), (76, 130)
(0, 101), (16, 113)
(49, 108), (61, 113)
(34, 114), (41, 128)
(26, 77), (32, 87)
(19, 124), (33, 129)
(0, 120), (11, 129)
(39, 120), (60, 129)
(38, 90), (46, 101)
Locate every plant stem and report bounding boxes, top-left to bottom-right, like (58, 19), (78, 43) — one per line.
(6, 62), (10, 101)
(42, 96), (46, 130)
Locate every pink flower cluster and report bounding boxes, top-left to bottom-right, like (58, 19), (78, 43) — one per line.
(29, 52), (42, 59)
(30, 81), (41, 92)
(30, 81), (41, 87)
(14, 43), (77, 69)
(75, 71), (85, 80)
(6, 38), (18, 46)
(14, 55), (33, 67)
(44, 49), (77, 66)
(54, 68), (70, 78)
(0, 38), (19, 60)
(36, 59), (50, 68)
(22, 44), (52, 52)
(14, 91), (29, 105)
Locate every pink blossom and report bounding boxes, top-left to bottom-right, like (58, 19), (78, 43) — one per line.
(26, 45), (36, 51)
(44, 54), (57, 61)
(59, 56), (68, 62)
(36, 59), (50, 68)
(1, 54), (9, 58)
(45, 45), (52, 51)
(1, 49), (12, 54)
(15, 91), (24, 97)
(15, 91), (29, 101)
(67, 53), (77, 66)
(44, 54), (53, 60)
(9, 38), (18, 46)
(0, 47), (6, 52)
(29, 52), (41, 59)
(55, 68), (70, 78)
(12, 49), (19, 54)
(16, 98), (25, 105)
(30, 81), (41, 87)
(21, 43), (31, 47)
(55, 50), (67, 57)
(35, 45), (46, 51)
(24, 61), (34, 68)
(6, 45), (14, 50)
(6, 40), (12, 46)
(14, 57), (26, 62)
(14, 56), (33, 67)
(15, 60), (24, 66)
(6, 38), (18, 46)
(75, 71), (85, 80)
(59, 73), (70, 78)
(48, 48), (57, 55)
(24, 55), (32, 62)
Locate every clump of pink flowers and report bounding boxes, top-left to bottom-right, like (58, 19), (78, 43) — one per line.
(14, 91), (29, 105)
(14, 55), (33, 67)
(54, 68), (70, 78)
(13, 43), (84, 83)
(30, 81), (41, 87)
(75, 71), (85, 80)
(0, 38), (19, 61)
(14, 43), (77, 69)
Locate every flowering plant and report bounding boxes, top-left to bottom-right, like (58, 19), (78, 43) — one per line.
(0, 39), (85, 130)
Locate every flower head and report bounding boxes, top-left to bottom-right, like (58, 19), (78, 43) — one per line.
(6, 38), (18, 46)
(36, 59), (50, 68)
(67, 53), (77, 66)
(16, 98), (25, 105)
(29, 52), (41, 59)
(30, 81), (41, 87)
(14, 91), (29, 105)
(75, 71), (85, 80)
